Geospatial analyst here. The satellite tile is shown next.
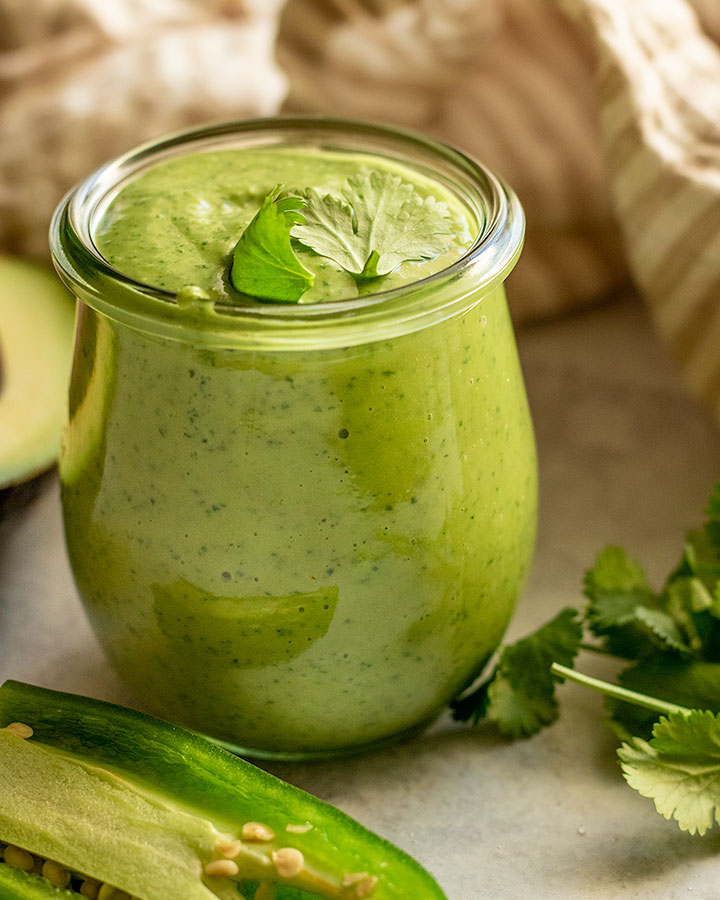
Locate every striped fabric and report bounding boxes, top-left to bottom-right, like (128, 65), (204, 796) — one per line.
(278, 0), (629, 323)
(558, 0), (720, 420)
(1, 0), (719, 416)
(0, 0), (287, 259)
(278, 0), (720, 417)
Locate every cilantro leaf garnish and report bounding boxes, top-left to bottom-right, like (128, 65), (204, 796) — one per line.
(292, 171), (453, 280)
(227, 174), (453, 302)
(619, 711), (720, 835)
(229, 185), (314, 303)
(451, 609), (582, 737)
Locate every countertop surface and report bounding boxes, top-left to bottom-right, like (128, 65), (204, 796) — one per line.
(2, 293), (720, 899)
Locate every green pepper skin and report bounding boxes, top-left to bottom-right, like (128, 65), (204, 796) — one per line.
(0, 865), (75, 900)
(0, 681), (447, 900)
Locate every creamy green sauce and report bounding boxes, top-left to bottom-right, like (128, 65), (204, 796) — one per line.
(95, 148), (475, 304)
(62, 144), (537, 756)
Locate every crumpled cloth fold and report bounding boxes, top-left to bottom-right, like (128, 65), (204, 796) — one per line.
(278, 0), (720, 418)
(3, 0), (720, 418)
(279, 0), (627, 323)
(556, 0), (720, 420)
(0, 0), (287, 258)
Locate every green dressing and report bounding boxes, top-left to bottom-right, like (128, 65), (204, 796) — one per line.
(58, 134), (537, 757)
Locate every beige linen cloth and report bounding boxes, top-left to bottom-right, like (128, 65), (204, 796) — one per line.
(2, 0), (720, 418)
(0, 0), (287, 257)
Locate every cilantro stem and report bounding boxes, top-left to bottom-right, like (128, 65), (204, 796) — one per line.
(551, 663), (692, 716)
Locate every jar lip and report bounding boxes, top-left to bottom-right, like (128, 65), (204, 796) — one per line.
(50, 117), (524, 342)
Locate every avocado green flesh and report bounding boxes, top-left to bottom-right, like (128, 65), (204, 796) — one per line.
(0, 257), (75, 489)
(0, 682), (448, 900)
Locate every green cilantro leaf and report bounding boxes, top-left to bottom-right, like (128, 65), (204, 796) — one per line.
(607, 656), (720, 741)
(292, 171), (452, 280)
(672, 531), (720, 623)
(585, 546), (691, 657)
(450, 674), (491, 726)
(632, 606), (691, 653)
(618, 710), (720, 835)
(487, 609), (583, 738)
(704, 482), (720, 550)
(452, 609), (582, 738)
(667, 573), (715, 614)
(229, 186), (314, 303)
(673, 530), (720, 589)
(584, 546), (655, 630)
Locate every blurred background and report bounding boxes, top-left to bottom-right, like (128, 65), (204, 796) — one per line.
(1, 0), (720, 487)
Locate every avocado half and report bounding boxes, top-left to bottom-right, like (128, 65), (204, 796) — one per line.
(0, 257), (75, 489)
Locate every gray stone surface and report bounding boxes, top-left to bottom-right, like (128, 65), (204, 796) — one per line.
(2, 293), (720, 898)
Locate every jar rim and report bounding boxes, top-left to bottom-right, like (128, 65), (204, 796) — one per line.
(50, 117), (525, 348)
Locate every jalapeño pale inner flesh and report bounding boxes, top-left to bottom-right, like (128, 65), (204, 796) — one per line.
(0, 681), (448, 900)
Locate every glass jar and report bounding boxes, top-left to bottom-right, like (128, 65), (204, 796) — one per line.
(50, 118), (536, 759)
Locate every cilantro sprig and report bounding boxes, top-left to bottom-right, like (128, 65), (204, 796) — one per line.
(451, 609), (582, 737)
(228, 173), (453, 302)
(554, 665), (720, 836)
(229, 185), (314, 303)
(293, 171), (452, 280)
(451, 482), (720, 836)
